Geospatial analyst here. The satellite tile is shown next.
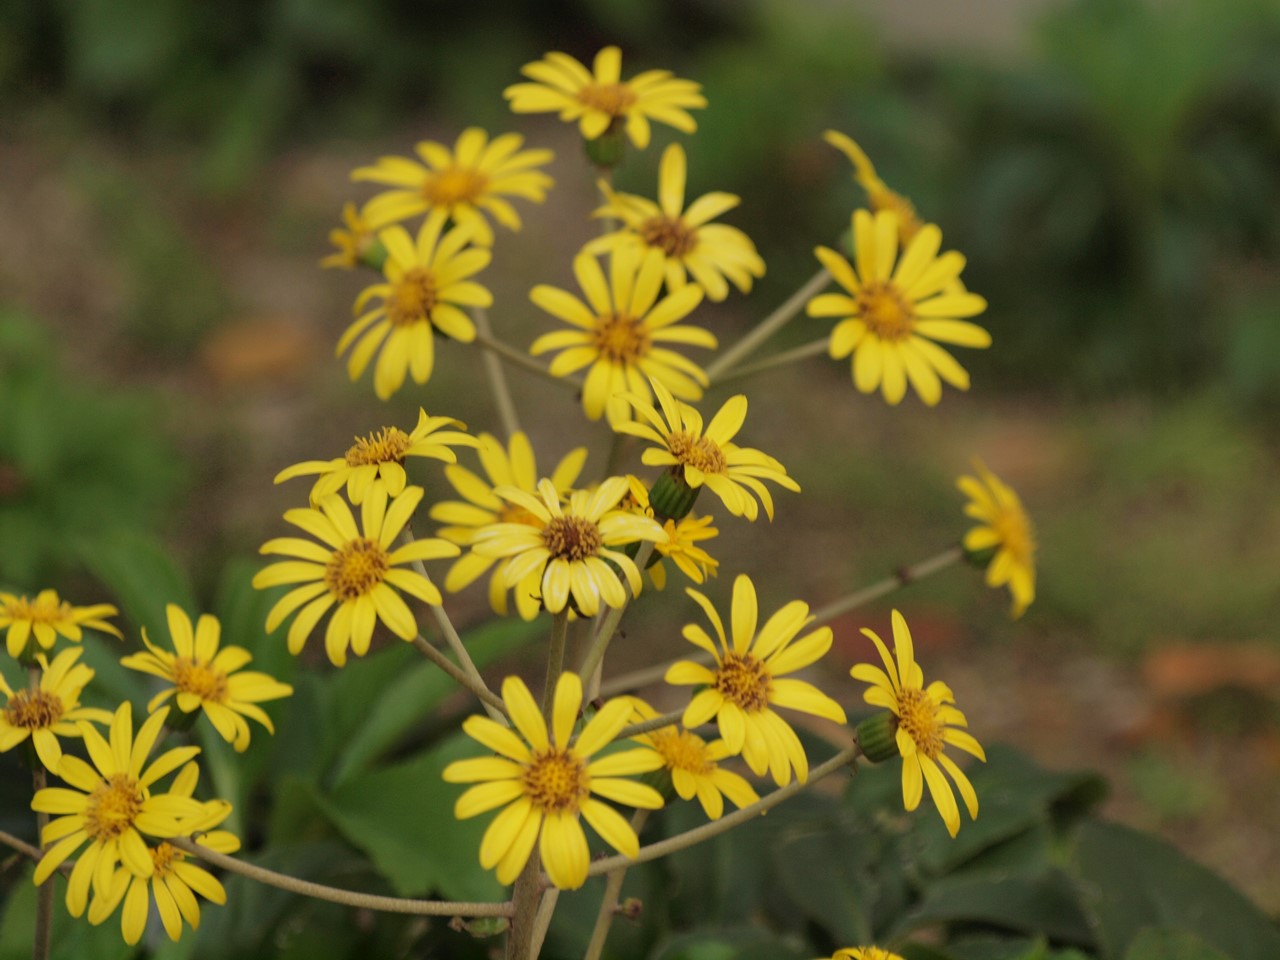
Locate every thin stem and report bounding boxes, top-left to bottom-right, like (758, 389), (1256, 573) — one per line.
(472, 330), (580, 390)
(171, 839), (510, 917)
(411, 636), (508, 719)
(528, 888), (560, 959)
(30, 667), (52, 960)
(710, 337), (830, 386)
(584, 744), (860, 878)
(472, 307), (521, 440)
(579, 542), (656, 693)
(615, 709), (684, 740)
(504, 850), (542, 959)
(0, 829), (55, 867)
(543, 611), (569, 716)
(704, 267), (831, 382)
(601, 432), (631, 481)
(583, 809), (650, 960)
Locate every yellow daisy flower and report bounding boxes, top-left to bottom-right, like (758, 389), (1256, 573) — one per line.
(0, 590), (121, 661)
(443, 672), (665, 890)
(666, 575), (847, 786)
(119, 605), (292, 752)
(622, 475), (719, 588)
(470, 477), (666, 618)
(273, 408), (477, 505)
(584, 143), (765, 301)
(338, 217), (491, 400)
(529, 245), (715, 426)
(0, 647), (111, 772)
(320, 201), (377, 270)
(252, 485), (459, 667)
(807, 209), (991, 407)
(87, 761), (239, 945)
(504, 46), (706, 150)
(823, 949), (906, 960)
(31, 703), (205, 907)
(351, 128), (554, 246)
(957, 459), (1037, 618)
(614, 378), (800, 522)
(429, 432), (588, 620)
(850, 610), (985, 838)
(823, 130), (925, 243)
(624, 698), (757, 820)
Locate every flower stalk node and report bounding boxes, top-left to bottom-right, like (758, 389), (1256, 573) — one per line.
(648, 469), (701, 522)
(584, 125), (627, 170)
(854, 712), (901, 764)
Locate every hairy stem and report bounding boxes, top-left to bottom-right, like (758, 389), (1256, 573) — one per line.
(528, 888), (560, 959)
(472, 307), (521, 440)
(411, 636), (508, 719)
(472, 330), (580, 390)
(579, 542), (655, 696)
(704, 267), (831, 382)
(582, 809), (650, 960)
(710, 337), (830, 386)
(615, 709), (684, 740)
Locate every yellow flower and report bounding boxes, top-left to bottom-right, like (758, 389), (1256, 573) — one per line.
(584, 143), (765, 301)
(443, 673), (665, 890)
(823, 130), (925, 243)
(851, 610), (985, 837)
(86, 761), (239, 945)
(957, 459), (1037, 618)
(351, 128), (554, 246)
(622, 476), (719, 588)
(338, 217), (491, 400)
(30, 703), (206, 912)
(119, 605), (292, 752)
(320, 201), (376, 269)
(471, 477), (666, 618)
(666, 575), (847, 786)
(807, 209), (991, 406)
(0, 590), (121, 660)
(624, 698), (757, 820)
(274, 408), (478, 505)
(504, 46), (706, 149)
(0, 648), (111, 772)
(430, 432), (588, 620)
(252, 485), (459, 666)
(824, 949), (906, 960)
(529, 246), (714, 426)
(615, 378), (800, 522)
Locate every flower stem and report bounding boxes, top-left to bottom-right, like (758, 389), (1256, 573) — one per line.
(411, 635), (508, 719)
(471, 330), (580, 390)
(543, 610), (569, 717)
(704, 267), (831, 382)
(615, 708), (684, 740)
(29, 667), (52, 960)
(472, 307), (521, 440)
(528, 888), (560, 959)
(579, 542), (655, 697)
(171, 839), (510, 917)
(709, 337), (830, 386)
(583, 744), (860, 878)
(582, 809), (650, 960)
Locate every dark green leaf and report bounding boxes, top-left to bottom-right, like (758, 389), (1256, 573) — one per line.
(77, 528), (195, 642)
(1123, 929), (1231, 960)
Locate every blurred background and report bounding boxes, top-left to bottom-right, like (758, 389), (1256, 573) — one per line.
(2, 0), (1279, 946)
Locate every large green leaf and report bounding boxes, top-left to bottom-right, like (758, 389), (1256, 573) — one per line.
(0, 864), (136, 960)
(77, 527), (195, 642)
(312, 731), (505, 902)
(772, 815), (877, 945)
(1071, 821), (1280, 960)
(1123, 929), (1231, 960)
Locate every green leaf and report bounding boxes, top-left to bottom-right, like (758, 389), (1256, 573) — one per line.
(773, 817), (876, 945)
(312, 731), (505, 902)
(1123, 929), (1232, 960)
(1071, 820), (1280, 960)
(77, 527), (195, 641)
(649, 928), (810, 960)
(0, 863), (137, 960)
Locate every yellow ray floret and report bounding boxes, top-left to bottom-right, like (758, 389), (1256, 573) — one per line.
(957, 459), (1037, 618)
(0, 590), (121, 660)
(0, 647), (111, 772)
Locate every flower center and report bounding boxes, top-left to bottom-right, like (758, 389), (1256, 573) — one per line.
(2, 596), (69, 627)
(594, 313), (649, 363)
(3, 689), (64, 729)
(172, 658), (228, 703)
(895, 687), (944, 760)
(667, 432), (727, 475)
(638, 216), (697, 258)
(650, 727), (714, 775)
(577, 82), (637, 117)
(388, 268), (438, 326)
(424, 166), (487, 207)
(522, 749), (590, 813)
(84, 774), (145, 841)
(714, 653), (772, 713)
(345, 427), (412, 467)
(325, 538), (391, 601)
(542, 516), (602, 562)
(855, 281), (916, 342)
(150, 841), (185, 878)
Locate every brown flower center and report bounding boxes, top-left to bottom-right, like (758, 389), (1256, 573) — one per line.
(594, 313), (649, 363)
(650, 727), (714, 775)
(667, 432), (727, 475)
(345, 427), (412, 467)
(325, 538), (391, 601)
(84, 773), (145, 841)
(388, 268), (438, 326)
(714, 653), (772, 713)
(855, 281), (916, 342)
(172, 658), (228, 704)
(150, 841), (185, 878)
(638, 216), (697, 258)
(896, 687), (944, 760)
(424, 166), (487, 207)
(4, 689), (64, 729)
(542, 516), (602, 562)
(577, 82), (637, 117)
(522, 749), (590, 813)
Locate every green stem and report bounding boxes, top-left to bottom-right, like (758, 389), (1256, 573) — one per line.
(704, 267), (831, 382)
(710, 337), (830, 386)
(528, 888), (560, 959)
(582, 809), (651, 960)
(615, 709), (684, 741)
(543, 611), (569, 717)
(411, 636), (508, 719)
(578, 542), (655, 689)
(471, 330), (580, 390)
(472, 307), (521, 440)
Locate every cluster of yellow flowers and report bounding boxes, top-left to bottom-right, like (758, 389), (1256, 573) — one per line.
(5, 43), (1041, 959)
